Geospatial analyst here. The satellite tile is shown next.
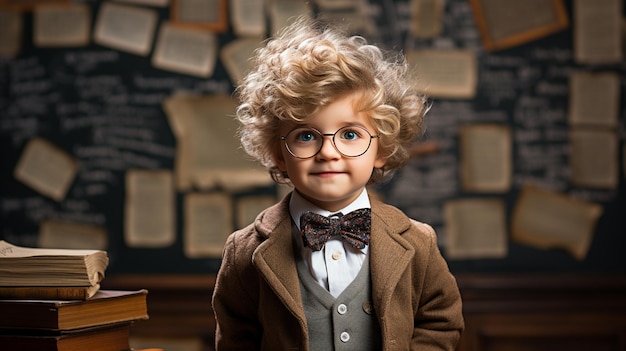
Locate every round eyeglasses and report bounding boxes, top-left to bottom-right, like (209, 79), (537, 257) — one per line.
(281, 125), (379, 159)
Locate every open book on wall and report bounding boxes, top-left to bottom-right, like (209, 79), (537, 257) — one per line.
(0, 240), (109, 299)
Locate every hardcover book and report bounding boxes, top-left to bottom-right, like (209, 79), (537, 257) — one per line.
(0, 289), (149, 331)
(0, 322), (132, 351)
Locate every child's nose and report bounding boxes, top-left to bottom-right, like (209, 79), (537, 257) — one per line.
(316, 136), (341, 159)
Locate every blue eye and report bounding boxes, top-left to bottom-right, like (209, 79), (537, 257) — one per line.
(340, 129), (360, 141)
(298, 131), (316, 142)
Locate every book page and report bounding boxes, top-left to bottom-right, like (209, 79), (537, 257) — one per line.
(162, 94), (189, 140)
(323, 12), (375, 37)
(38, 220), (108, 250)
(406, 49), (477, 99)
(230, 0), (266, 37)
(114, 0), (169, 6)
(410, 0), (444, 38)
(511, 184), (602, 260)
(199, 169), (273, 192)
(188, 94), (272, 191)
(162, 94), (272, 191)
(570, 129), (618, 189)
(315, 0), (360, 9)
(236, 194), (276, 229)
(470, 0), (568, 51)
(152, 22), (218, 77)
(0, 240), (107, 287)
(124, 169), (175, 248)
(184, 192), (232, 258)
(220, 37), (264, 85)
(93, 2), (158, 56)
(0, 8), (22, 58)
(459, 124), (512, 192)
(0, 240), (104, 258)
(34, 3), (91, 47)
(569, 71), (620, 128)
(314, 0), (372, 35)
(574, 0), (623, 64)
(268, 0), (313, 34)
(14, 137), (79, 201)
(162, 94), (193, 190)
(444, 198), (507, 259)
(171, 0), (227, 32)
(173, 140), (192, 190)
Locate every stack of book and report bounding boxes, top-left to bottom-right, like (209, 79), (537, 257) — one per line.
(0, 240), (149, 351)
(0, 240), (110, 300)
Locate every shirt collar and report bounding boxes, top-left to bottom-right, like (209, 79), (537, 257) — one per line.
(289, 188), (371, 230)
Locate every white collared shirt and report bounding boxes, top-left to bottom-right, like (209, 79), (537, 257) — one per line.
(290, 189), (370, 297)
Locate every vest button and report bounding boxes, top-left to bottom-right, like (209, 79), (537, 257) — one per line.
(340, 331), (350, 342)
(362, 301), (374, 314)
(337, 303), (348, 315)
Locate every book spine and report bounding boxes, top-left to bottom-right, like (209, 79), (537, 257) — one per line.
(0, 287), (89, 300)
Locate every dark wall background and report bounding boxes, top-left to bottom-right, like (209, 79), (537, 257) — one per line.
(1, 0), (624, 275)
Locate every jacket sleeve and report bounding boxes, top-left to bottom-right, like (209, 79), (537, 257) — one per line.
(212, 230), (262, 351)
(410, 221), (464, 351)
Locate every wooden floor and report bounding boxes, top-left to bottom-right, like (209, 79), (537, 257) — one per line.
(103, 273), (626, 351)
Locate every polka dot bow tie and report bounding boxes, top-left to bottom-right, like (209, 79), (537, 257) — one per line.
(300, 208), (371, 251)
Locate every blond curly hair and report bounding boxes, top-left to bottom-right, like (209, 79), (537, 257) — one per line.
(235, 17), (429, 184)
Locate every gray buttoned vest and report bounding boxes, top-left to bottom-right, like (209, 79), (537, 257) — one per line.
(295, 249), (382, 351)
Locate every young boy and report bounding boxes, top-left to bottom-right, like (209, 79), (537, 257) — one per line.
(212, 17), (464, 351)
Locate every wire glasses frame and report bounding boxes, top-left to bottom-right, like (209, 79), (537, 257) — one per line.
(280, 125), (379, 159)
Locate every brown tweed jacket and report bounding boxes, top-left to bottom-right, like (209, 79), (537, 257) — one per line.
(212, 193), (464, 350)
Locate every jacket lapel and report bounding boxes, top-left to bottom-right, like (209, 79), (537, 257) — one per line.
(252, 195), (306, 322)
(369, 199), (415, 318)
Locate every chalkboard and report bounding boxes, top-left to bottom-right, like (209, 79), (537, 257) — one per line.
(1, 0), (624, 275)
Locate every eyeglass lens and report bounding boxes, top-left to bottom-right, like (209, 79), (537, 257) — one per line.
(283, 126), (376, 158)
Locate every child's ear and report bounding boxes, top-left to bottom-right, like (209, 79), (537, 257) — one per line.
(374, 155), (388, 169)
(273, 145), (287, 172)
